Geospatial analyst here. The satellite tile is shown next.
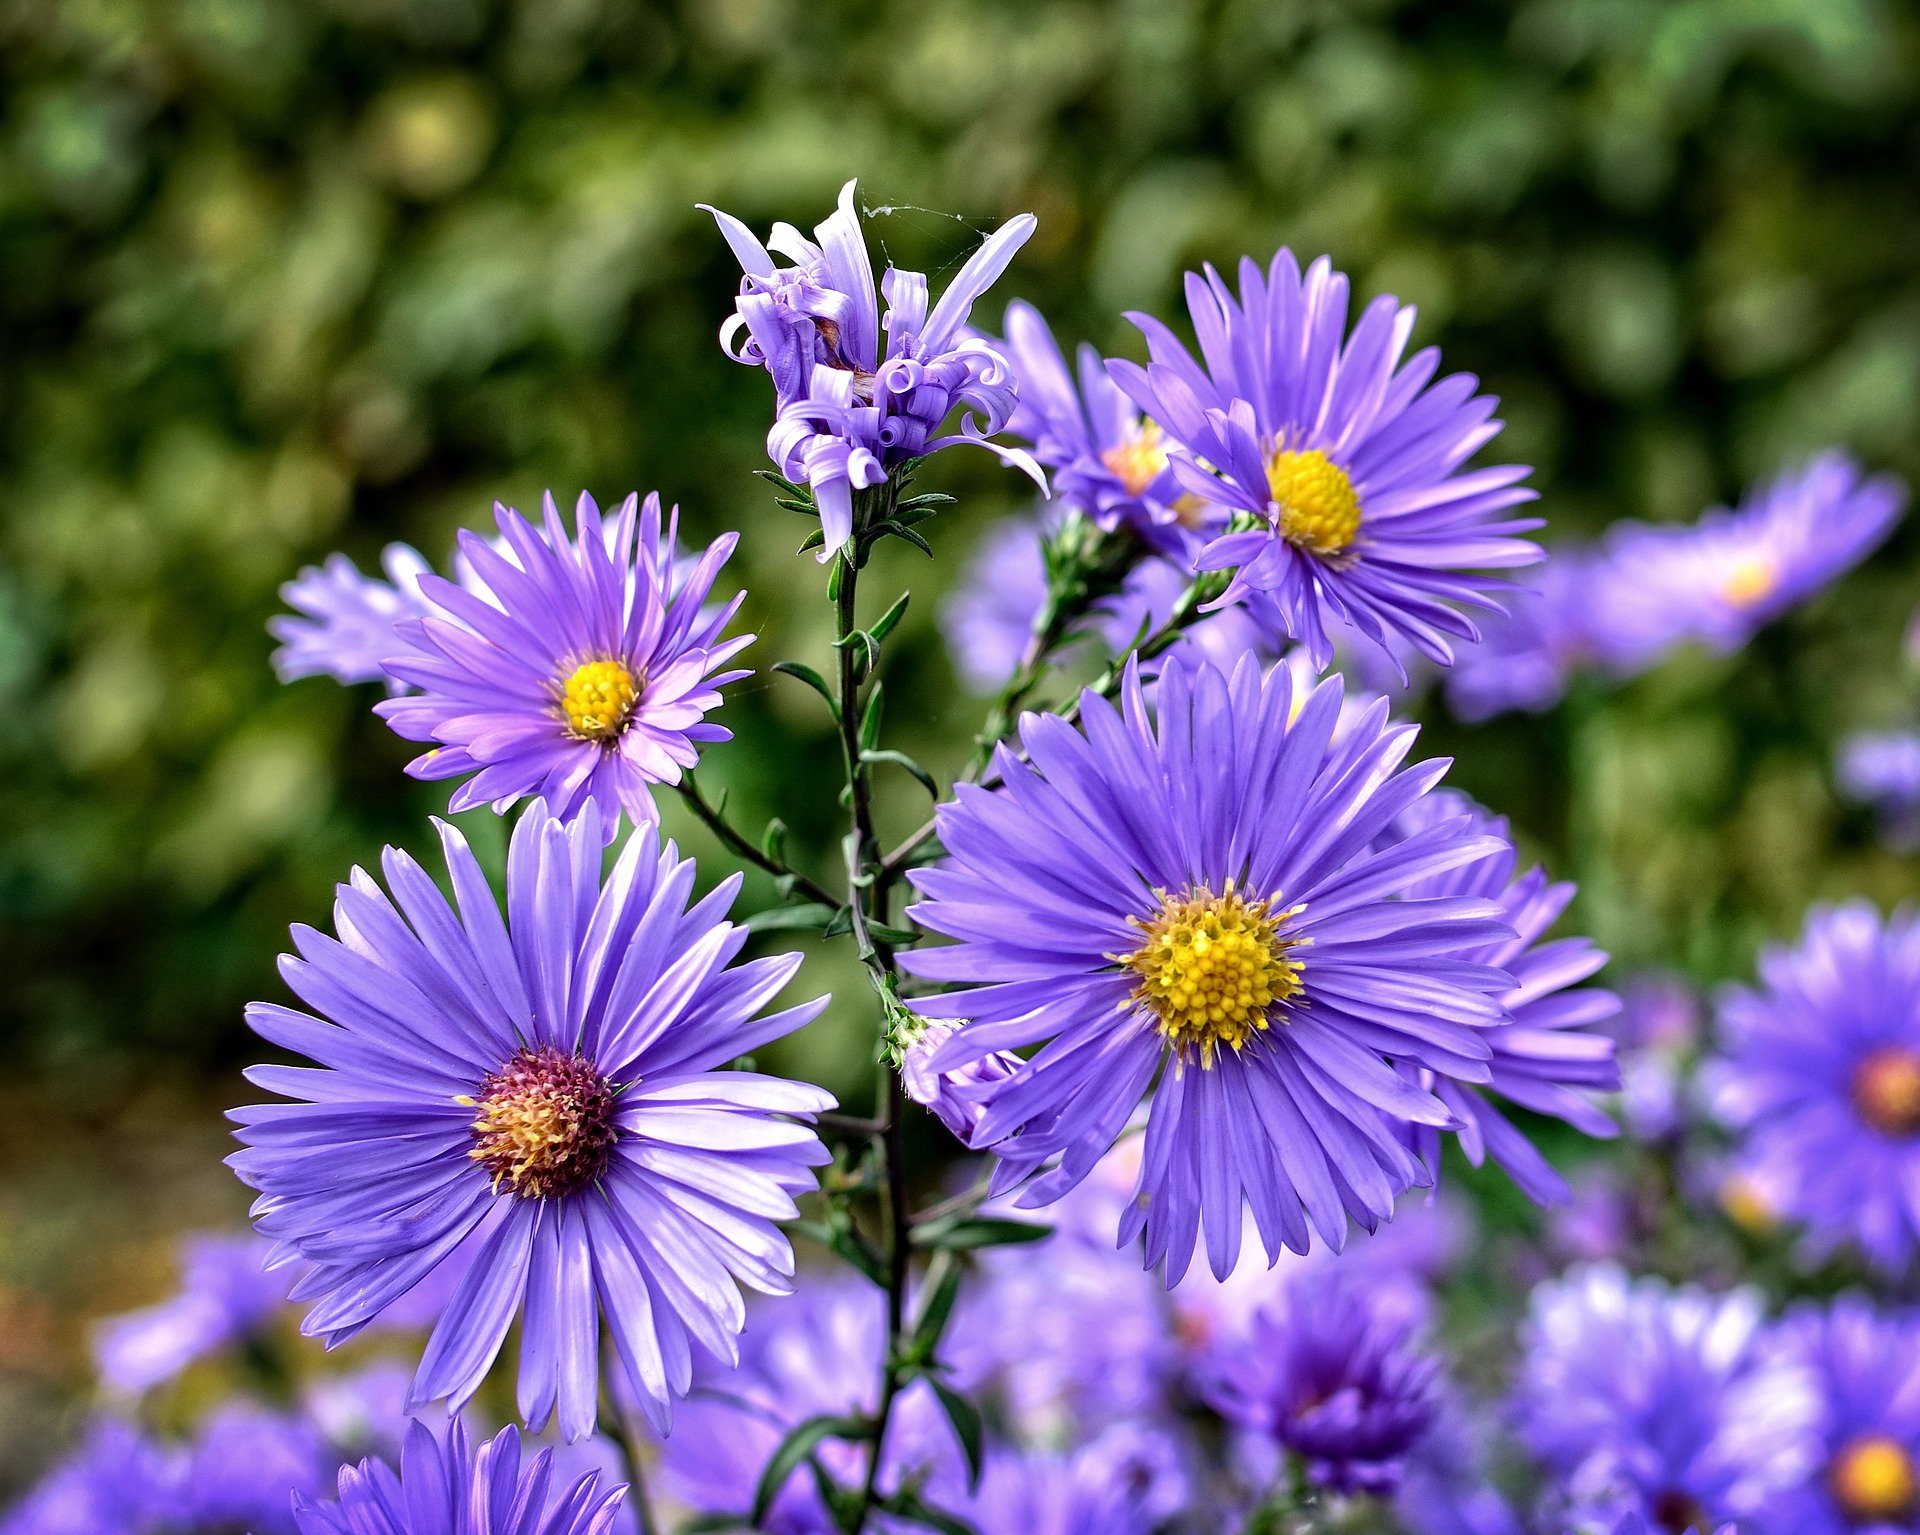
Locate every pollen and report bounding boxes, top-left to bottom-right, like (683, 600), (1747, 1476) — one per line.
(1830, 1434), (1918, 1522)
(560, 658), (639, 743)
(1267, 446), (1362, 556)
(1119, 882), (1306, 1068)
(463, 1045), (619, 1200)
(1720, 552), (1778, 609)
(1852, 1046), (1920, 1138)
(1102, 420), (1171, 498)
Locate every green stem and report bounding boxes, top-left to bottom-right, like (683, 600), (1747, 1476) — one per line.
(675, 775), (838, 910)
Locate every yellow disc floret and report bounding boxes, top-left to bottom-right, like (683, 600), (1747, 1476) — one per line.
(1102, 420), (1171, 498)
(560, 658), (639, 742)
(1267, 447), (1362, 556)
(463, 1045), (619, 1201)
(1720, 552), (1778, 609)
(1853, 1045), (1920, 1138)
(1120, 882), (1306, 1068)
(1830, 1434), (1919, 1522)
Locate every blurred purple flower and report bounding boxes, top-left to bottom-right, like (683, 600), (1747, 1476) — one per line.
(940, 515), (1054, 695)
(903, 656), (1517, 1283)
(1757, 1296), (1920, 1535)
(1202, 1271), (1441, 1496)
(93, 1232), (292, 1395)
(962, 1423), (1191, 1535)
(1707, 900), (1920, 1274)
(1386, 789), (1622, 1205)
(1594, 453), (1906, 672)
(1837, 730), (1920, 852)
(1515, 1264), (1816, 1530)
(231, 799), (833, 1438)
(1444, 547), (1595, 723)
(706, 181), (1041, 561)
(1609, 974), (1702, 1142)
(270, 545), (433, 688)
(293, 1419), (626, 1535)
(1547, 1166), (1638, 1265)
(660, 1279), (963, 1535)
(1108, 250), (1541, 670)
(375, 492), (750, 836)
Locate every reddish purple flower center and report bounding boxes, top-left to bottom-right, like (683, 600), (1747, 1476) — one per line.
(465, 1045), (619, 1200)
(1853, 1045), (1920, 1137)
(1650, 1489), (1707, 1535)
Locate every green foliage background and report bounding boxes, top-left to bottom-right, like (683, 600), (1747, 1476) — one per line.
(2, 0), (1920, 1483)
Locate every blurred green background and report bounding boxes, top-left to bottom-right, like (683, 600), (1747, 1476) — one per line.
(3, 0), (1920, 1497)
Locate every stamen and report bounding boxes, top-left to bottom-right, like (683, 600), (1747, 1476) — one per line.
(462, 1045), (620, 1200)
(1267, 447), (1362, 556)
(1853, 1046), (1920, 1137)
(560, 659), (639, 743)
(1831, 1434), (1918, 1521)
(1102, 420), (1171, 498)
(1119, 882), (1306, 1068)
(1720, 553), (1778, 609)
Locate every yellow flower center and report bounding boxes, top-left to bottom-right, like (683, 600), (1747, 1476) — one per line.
(1720, 552), (1777, 609)
(1267, 446), (1362, 556)
(1853, 1046), (1920, 1137)
(1119, 883), (1305, 1068)
(560, 658), (639, 742)
(1831, 1434), (1919, 1522)
(1102, 420), (1170, 498)
(462, 1045), (619, 1201)
(1717, 1171), (1778, 1235)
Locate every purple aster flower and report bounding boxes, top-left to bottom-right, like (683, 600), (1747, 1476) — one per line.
(1609, 974), (1702, 1143)
(229, 798), (835, 1439)
(1106, 251), (1542, 670)
(1384, 789), (1622, 1205)
(705, 181), (1042, 562)
(1444, 547), (1596, 723)
(902, 1019), (1022, 1143)
(1515, 1264), (1817, 1531)
(902, 653), (1519, 1283)
(997, 299), (1208, 551)
(1395, 1396), (1528, 1535)
(1594, 452), (1907, 672)
(1838, 730), (1920, 852)
(292, 1418), (626, 1535)
(660, 1279), (963, 1535)
(270, 545), (434, 688)
(961, 1424), (1191, 1535)
(1705, 900), (1920, 1274)
(1757, 1296), (1920, 1535)
(93, 1231), (291, 1395)
(0, 1420), (178, 1535)
(182, 1403), (331, 1535)
(1202, 1270), (1442, 1497)
(373, 491), (750, 836)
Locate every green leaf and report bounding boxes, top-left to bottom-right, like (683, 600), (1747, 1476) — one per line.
(870, 590), (911, 642)
(789, 1218), (886, 1283)
(676, 1515), (750, 1534)
(894, 492), (956, 512)
(834, 628), (880, 679)
(861, 749), (937, 800)
(911, 1215), (1054, 1251)
(771, 661), (839, 721)
(797, 528), (826, 553)
(827, 552), (846, 600)
(742, 902), (838, 934)
(754, 469), (809, 499)
(864, 919), (921, 947)
(751, 1414), (873, 1527)
(762, 817), (789, 862)
(859, 682), (884, 754)
(927, 1381), (984, 1491)
(821, 905), (854, 939)
(888, 523), (936, 557)
(908, 1252), (962, 1360)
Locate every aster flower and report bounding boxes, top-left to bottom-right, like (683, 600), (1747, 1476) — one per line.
(94, 1231), (290, 1395)
(293, 1419), (626, 1535)
(997, 299), (1203, 550)
(1610, 974), (1702, 1143)
(1444, 547), (1596, 722)
(1706, 900), (1920, 1273)
(1838, 730), (1920, 852)
(961, 1424), (1191, 1535)
(1203, 1271), (1441, 1497)
(0, 1419), (178, 1535)
(373, 490), (750, 837)
(1756, 1296), (1920, 1535)
(1106, 251), (1542, 670)
(705, 180), (1042, 562)
(229, 798), (835, 1438)
(1594, 452), (1907, 671)
(902, 1019), (1022, 1143)
(902, 653), (1520, 1283)
(270, 545), (434, 688)
(660, 1279), (963, 1535)
(1384, 789), (1622, 1205)
(1515, 1264), (1816, 1530)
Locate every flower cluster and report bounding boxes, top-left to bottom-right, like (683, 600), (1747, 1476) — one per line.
(16, 181), (1919, 1535)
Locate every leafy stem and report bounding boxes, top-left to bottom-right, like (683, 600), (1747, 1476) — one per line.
(675, 774), (838, 910)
